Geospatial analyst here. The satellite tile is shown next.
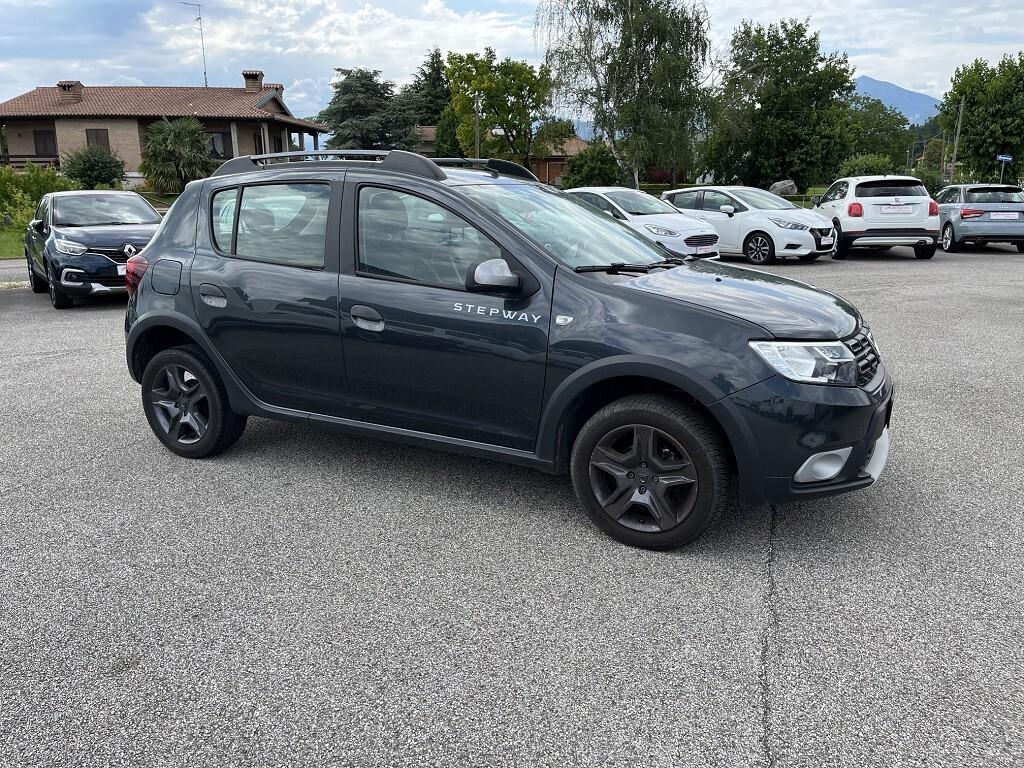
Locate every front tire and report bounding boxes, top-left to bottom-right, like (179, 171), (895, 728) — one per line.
(569, 395), (730, 550)
(27, 253), (47, 293)
(141, 346), (247, 458)
(942, 223), (960, 252)
(743, 232), (776, 265)
(46, 263), (73, 309)
(915, 243), (937, 260)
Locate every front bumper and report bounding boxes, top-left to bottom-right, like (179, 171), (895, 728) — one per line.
(777, 227), (836, 257)
(711, 365), (894, 505)
(60, 267), (127, 295)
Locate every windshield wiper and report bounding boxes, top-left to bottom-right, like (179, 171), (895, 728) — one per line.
(574, 259), (681, 274)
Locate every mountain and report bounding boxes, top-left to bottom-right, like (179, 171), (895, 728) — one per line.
(855, 75), (940, 125)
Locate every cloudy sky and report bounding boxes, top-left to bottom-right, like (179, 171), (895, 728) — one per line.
(1, 0), (1020, 118)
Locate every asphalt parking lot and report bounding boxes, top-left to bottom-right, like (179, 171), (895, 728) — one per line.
(1, 245), (1022, 767)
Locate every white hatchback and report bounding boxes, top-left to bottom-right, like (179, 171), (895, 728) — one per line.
(566, 187), (721, 258)
(661, 186), (835, 264)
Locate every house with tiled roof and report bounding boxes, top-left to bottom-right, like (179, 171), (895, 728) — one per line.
(0, 70), (327, 184)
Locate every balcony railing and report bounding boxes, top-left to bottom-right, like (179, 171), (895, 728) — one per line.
(0, 154), (60, 170)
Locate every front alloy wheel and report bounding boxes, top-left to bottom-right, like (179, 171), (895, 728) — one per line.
(744, 232), (776, 265)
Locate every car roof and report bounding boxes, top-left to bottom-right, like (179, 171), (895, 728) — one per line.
(50, 189), (142, 197)
(843, 175), (922, 183)
(565, 186), (643, 194)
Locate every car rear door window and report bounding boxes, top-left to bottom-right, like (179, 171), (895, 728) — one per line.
(856, 180), (928, 197)
(228, 183), (330, 268)
(357, 187), (502, 290)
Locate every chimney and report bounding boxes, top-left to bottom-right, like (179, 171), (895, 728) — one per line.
(242, 70), (264, 92)
(57, 80), (84, 104)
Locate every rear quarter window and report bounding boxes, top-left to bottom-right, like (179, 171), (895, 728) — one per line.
(856, 180), (928, 197)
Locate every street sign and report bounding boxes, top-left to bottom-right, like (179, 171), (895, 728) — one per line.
(996, 154), (1013, 162)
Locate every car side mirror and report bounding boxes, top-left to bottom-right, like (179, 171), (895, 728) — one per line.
(466, 258), (521, 292)
(30, 219), (45, 233)
(811, 196), (822, 207)
(720, 205), (735, 217)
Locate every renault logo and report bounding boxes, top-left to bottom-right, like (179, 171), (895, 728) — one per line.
(122, 243), (138, 257)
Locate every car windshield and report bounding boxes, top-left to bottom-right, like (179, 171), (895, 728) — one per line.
(459, 183), (667, 268)
(966, 187), (1024, 203)
(52, 194), (161, 226)
(604, 190), (679, 216)
(731, 189), (797, 210)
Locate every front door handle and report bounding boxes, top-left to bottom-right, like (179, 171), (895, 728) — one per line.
(351, 304), (385, 333)
(199, 283), (227, 308)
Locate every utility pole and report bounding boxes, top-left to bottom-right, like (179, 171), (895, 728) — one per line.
(939, 131), (947, 183)
(473, 92), (481, 157)
(180, 2), (208, 87)
(950, 99), (965, 183)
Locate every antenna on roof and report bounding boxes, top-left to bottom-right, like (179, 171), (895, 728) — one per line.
(179, 2), (208, 87)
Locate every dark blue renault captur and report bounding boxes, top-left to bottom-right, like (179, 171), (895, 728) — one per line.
(124, 150), (892, 549)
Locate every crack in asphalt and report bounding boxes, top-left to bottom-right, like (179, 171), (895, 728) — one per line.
(759, 504), (780, 768)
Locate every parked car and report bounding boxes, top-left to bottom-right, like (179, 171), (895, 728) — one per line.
(661, 186), (835, 264)
(935, 184), (1024, 253)
(812, 176), (939, 259)
(565, 186), (720, 258)
(125, 150), (892, 550)
(25, 190), (162, 309)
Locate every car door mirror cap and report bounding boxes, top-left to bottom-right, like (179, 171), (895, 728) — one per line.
(720, 204), (736, 217)
(30, 219), (45, 233)
(466, 258), (521, 293)
(811, 196), (822, 207)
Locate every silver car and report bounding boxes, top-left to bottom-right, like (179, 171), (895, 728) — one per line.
(936, 184), (1024, 253)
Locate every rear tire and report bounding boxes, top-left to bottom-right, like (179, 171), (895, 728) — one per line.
(942, 223), (960, 253)
(832, 222), (849, 259)
(569, 394), (730, 550)
(27, 253), (47, 293)
(46, 263), (73, 309)
(914, 243), (937, 260)
(743, 232), (776, 265)
(141, 346), (247, 458)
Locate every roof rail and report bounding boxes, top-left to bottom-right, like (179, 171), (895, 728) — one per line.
(211, 149), (446, 181)
(432, 157), (539, 182)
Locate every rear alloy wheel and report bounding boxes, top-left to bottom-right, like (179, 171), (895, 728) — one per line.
(141, 347), (247, 458)
(570, 394), (729, 549)
(743, 232), (776, 265)
(942, 223), (960, 253)
(46, 264), (73, 309)
(27, 253), (47, 293)
(915, 243), (937, 260)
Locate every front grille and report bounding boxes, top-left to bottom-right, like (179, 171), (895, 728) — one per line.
(813, 228), (832, 237)
(844, 329), (880, 387)
(684, 233), (719, 247)
(88, 274), (126, 288)
(85, 244), (147, 263)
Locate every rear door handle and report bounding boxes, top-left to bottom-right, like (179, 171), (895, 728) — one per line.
(199, 283), (227, 308)
(351, 304), (385, 332)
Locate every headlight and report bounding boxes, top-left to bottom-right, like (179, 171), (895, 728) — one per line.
(54, 238), (88, 255)
(767, 218), (809, 231)
(644, 224), (680, 237)
(749, 340), (858, 386)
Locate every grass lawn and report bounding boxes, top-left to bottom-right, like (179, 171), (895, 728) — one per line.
(0, 228), (23, 260)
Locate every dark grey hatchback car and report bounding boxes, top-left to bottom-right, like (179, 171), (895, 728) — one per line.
(125, 150), (893, 549)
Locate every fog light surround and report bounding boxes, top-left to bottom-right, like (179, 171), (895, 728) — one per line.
(794, 446), (853, 483)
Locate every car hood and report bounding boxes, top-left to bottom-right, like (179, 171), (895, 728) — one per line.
(757, 207), (832, 228)
(626, 213), (716, 237)
(52, 223), (159, 248)
(622, 259), (860, 339)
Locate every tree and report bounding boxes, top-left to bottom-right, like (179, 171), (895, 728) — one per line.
(140, 117), (217, 194)
(845, 95), (909, 166)
(61, 145), (125, 189)
(401, 47), (451, 126)
(537, 0), (710, 186)
(840, 153), (895, 177)
(446, 48), (563, 165)
(434, 105), (462, 157)
(317, 68), (396, 149)
(940, 53), (1024, 180)
(702, 19), (855, 191)
(918, 137), (944, 172)
(560, 144), (621, 188)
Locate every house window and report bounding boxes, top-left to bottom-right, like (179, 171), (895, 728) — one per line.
(85, 129), (110, 150)
(206, 132), (232, 159)
(33, 130), (57, 156)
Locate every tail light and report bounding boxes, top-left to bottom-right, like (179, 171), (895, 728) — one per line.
(960, 208), (985, 219)
(125, 254), (150, 295)
(928, 200), (939, 216)
(848, 202), (864, 217)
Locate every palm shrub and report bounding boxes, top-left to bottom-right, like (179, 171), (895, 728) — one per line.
(61, 145), (125, 189)
(140, 117), (217, 193)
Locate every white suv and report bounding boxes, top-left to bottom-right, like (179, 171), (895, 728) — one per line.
(813, 176), (939, 259)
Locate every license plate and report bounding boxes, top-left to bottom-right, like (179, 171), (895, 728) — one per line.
(820, 236), (834, 246)
(881, 205), (912, 214)
(990, 212), (1019, 220)
(117, 264), (127, 276)
(696, 245), (714, 254)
